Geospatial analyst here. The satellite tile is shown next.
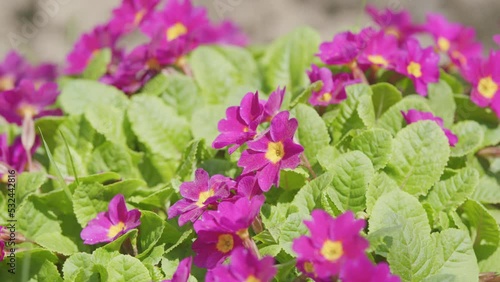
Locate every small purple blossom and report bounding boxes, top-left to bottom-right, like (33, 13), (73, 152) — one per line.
(163, 257), (193, 282)
(307, 65), (359, 106)
(402, 110), (458, 146)
(168, 169), (234, 226)
(235, 175), (263, 199)
(237, 111), (304, 191)
(213, 91), (264, 154)
(0, 134), (40, 181)
(425, 14), (462, 53)
(262, 87), (286, 122)
(340, 256), (401, 282)
(463, 51), (500, 108)
(80, 194), (141, 245)
(0, 80), (61, 125)
(292, 210), (369, 280)
(109, 0), (160, 34)
(192, 196), (264, 269)
(318, 31), (361, 66)
(206, 247), (276, 282)
(394, 38), (440, 96)
(358, 31), (398, 69)
(365, 5), (420, 42)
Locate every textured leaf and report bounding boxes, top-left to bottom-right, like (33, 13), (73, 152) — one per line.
(72, 183), (111, 227)
(366, 172), (399, 214)
(190, 105), (226, 146)
(137, 211), (166, 256)
(292, 104), (330, 165)
(107, 255), (151, 282)
(350, 128), (393, 170)
(63, 253), (99, 282)
(17, 172), (47, 204)
(88, 141), (142, 179)
(450, 121), (484, 157)
(376, 95), (432, 135)
(83, 48), (111, 80)
(385, 121), (450, 196)
(427, 81), (456, 127)
(371, 82), (402, 119)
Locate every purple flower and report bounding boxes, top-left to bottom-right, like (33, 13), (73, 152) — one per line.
(424, 14), (462, 53)
(0, 226), (5, 261)
(206, 247), (276, 282)
(199, 21), (248, 47)
(237, 111), (304, 191)
(292, 210), (369, 280)
(448, 27), (483, 70)
(65, 25), (123, 75)
(340, 257), (401, 282)
(235, 175), (263, 199)
(365, 5), (420, 42)
(192, 196), (264, 269)
(0, 134), (40, 182)
(80, 194), (141, 245)
(0, 80), (61, 125)
(402, 110), (458, 147)
(358, 31), (398, 69)
(307, 65), (359, 106)
(463, 51), (500, 108)
(168, 169), (234, 226)
(494, 35), (500, 46)
(262, 87), (285, 122)
(318, 31), (361, 66)
(0, 51), (57, 91)
(394, 38), (439, 96)
(213, 92), (264, 154)
(163, 257), (192, 282)
(109, 0), (160, 34)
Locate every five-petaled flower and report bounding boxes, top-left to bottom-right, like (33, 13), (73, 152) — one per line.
(292, 210), (369, 280)
(402, 110), (458, 147)
(80, 194), (141, 245)
(206, 247), (276, 282)
(340, 256), (401, 282)
(237, 111), (304, 191)
(307, 65), (359, 106)
(168, 168), (234, 226)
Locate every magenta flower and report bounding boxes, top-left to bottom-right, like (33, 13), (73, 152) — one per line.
(168, 169), (234, 226)
(394, 38), (439, 96)
(358, 31), (398, 69)
(192, 196), (264, 269)
(213, 92), (264, 154)
(262, 87), (286, 122)
(340, 257), (400, 282)
(494, 35), (500, 46)
(0, 51), (57, 91)
(402, 110), (458, 147)
(65, 25), (124, 75)
(0, 80), (61, 125)
(307, 65), (359, 106)
(0, 134), (40, 182)
(0, 226), (5, 261)
(448, 27), (483, 70)
(235, 175), (263, 199)
(199, 21), (248, 47)
(237, 111), (303, 191)
(463, 51), (500, 108)
(424, 14), (462, 53)
(206, 247), (276, 282)
(109, 0), (160, 34)
(163, 257), (192, 282)
(365, 5), (420, 42)
(318, 31), (361, 66)
(80, 194), (141, 245)
(292, 210), (369, 280)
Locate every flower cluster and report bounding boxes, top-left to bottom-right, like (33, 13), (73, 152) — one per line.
(293, 210), (400, 282)
(0, 134), (40, 182)
(65, 0), (247, 94)
(167, 87), (303, 279)
(311, 4), (497, 115)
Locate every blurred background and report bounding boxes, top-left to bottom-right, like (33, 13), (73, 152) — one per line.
(0, 0), (499, 64)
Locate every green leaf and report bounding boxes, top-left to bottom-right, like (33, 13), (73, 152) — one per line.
(59, 80), (128, 115)
(366, 172), (399, 214)
(35, 116), (65, 151)
(330, 84), (373, 142)
(83, 48), (111, 80)
(327, 151), (374, 212)
(279, 168), (308, 190)
(176, 139), (208, 181)
(128, 95), (192, 160)
(440, 70), (464, 94)
(190, 105), (226, 144)
(190, 46), (260, 104)
(289, 80), (323, 108)
(425, 168), (479, 215)
(459, 200), (500, 260)
(376, 95), (432, 135)
(72, 183), (110, 227)
(349, 128), (393, 170)
(84, 103), (127, 145)
(107, 255), (151, 282)
(88, 141), (142, 179)
(0, 249), (62, 282)
(427, 81), (456, 127)
(450, 121), (484, 157)
(455, 94), (499, 126)
(260, 27), (321, 95)
(102, 229), (138, 252)
(291, 172), (334, 215)
(16, 172), (47, 204)
(385, 121), (450, 196)
(279, 212), (309, 255)
(371, 82), (402, 119)
(478, 235), (500, 272)
(261, 203), (293, 242)
(471, 174), (500, 204)
(291, 104), (330, 165)
(137, 211), (166, 256)
(63, 253), (99, 282)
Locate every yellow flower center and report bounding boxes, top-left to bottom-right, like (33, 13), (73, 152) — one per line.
(107, 221), (125, 238)
(320, 240), (344, 262)
(265, 141), (285, 164)
(478, 76), (498, 99)
(195, 189), (215, 207)
(437, 37), (451, 52)
(407, 61), (422, 78)
(246, 275), (261, 282)
(318, 92), (332, 103)
(303, 261), (315, 273)
(216, 234), (234, 253)
(367, 55), (389, 67)
(166, 22), (188, 41)
(451, 50), (467, 66)
(146, 58), (161, 71)
(1, 174), (9, 184)
(385, 26), (400, 39)
(0, 75), (15, 91)
(16, 104), (39, 118)
(133, 9), (147, 26)
(236, 228), (249, 240)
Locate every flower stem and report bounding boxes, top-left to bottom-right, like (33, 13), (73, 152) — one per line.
(300, 154), (317, 179)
